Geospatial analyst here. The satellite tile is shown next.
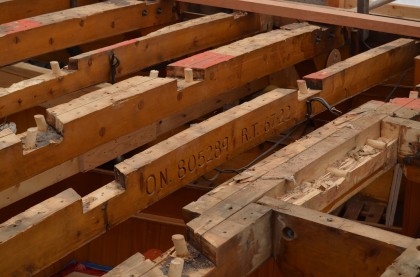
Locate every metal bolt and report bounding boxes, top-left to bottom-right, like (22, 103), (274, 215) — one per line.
(156, 7), (162, 14)
(142, 9), (148, 16)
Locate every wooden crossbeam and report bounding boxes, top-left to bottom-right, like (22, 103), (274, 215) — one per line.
(0, 0), (102, 24)
(0, 24), (340, 191)
(0, 0), (176, 67)
(0, 12), (261, 118)
(177, 0), (420, 37)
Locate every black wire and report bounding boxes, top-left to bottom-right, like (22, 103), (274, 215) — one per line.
(384, 70), (408, 102)
(213, 124), (301, 175)
(109, 53), (120, 85)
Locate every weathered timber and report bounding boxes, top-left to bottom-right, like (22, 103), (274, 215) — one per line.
(0, 73), (274, 208)
(261, 198), (414, 277)
(0, 0), (176, 67)
(111, 89), (297, 226)
(304, 38), (420, 108)
(0, 0), (101, 24)
(184, 99), (415, 249)
(0, 12), (261, 118)
(177, 0), (420, 37)
(0, 24), (341, 191)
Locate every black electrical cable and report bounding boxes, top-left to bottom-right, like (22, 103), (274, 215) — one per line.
(208, 123), (301, 177)
(384, 69), (408, 102)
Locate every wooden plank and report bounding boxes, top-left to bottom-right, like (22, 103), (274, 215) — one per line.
(259, 197), (414, 277)
(382, 239), (420, 277)
(0, 0), (176, 67)
(110, 89), (297, 226)
(0, 0), (101, 24)
(177, 0), (420, 37)
(372, 2), (420, 21)
(0, 12), (261, 118)
(304, 38), (419, 107)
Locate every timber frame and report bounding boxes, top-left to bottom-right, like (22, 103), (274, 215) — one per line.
(0, 0), (419, 276)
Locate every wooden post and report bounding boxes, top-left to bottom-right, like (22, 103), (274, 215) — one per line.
(34, 114), (48, 132)
(184, 68), (193, 83)
(297, 79), (308, 95)
(168, 257), (184, 277)
(409, 90), (418, 99)
(149, 70), (159, 78)
(25, 127), (38, 149)
(172, 234), (189, 257)
(49, 61), (62, 76)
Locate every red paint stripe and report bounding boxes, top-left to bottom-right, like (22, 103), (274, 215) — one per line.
(304, 70), (336, 80)
(169, 52), (215, 68)
(192, 53), (234, 69)
(169, 51), (234, 69)
(0, 19), (43, 35)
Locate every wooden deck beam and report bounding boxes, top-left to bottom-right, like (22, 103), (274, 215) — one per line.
(0, 0), (102, 24)
(0, 12), (261, 118)
(177, 0), (420, 37)
(0, 0), (177, 67)
(0, 24), (340, 191)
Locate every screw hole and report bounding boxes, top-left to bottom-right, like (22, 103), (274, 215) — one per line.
(282, 227), (296, 241)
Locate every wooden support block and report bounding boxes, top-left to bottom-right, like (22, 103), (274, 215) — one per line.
(409, 91), (419, 99)
(372, 2), (420, 21)
(178, 0), (420, 37)
(381, 239), (420, 277)
(149, 70), (159, 78)
(259, 197), (414, 277)
(49, 61), (61, 76)
(0, 12), (261, 118)
(25, 127), (37, 149)
(184, 68), (194, 83)
(0, 0), (176, 67)
(172, 234), (189, 257)
(168, 258), (184, 277)
(297, 79), (308, 95)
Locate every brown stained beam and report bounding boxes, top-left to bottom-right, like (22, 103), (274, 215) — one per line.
(0, 12), (261, 118)
(261, 198), (414, 277)
(0, 0), (177, 67)
(177, 0), (420, 37)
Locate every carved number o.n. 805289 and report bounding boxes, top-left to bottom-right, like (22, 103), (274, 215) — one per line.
(178, 137), (229, 179)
